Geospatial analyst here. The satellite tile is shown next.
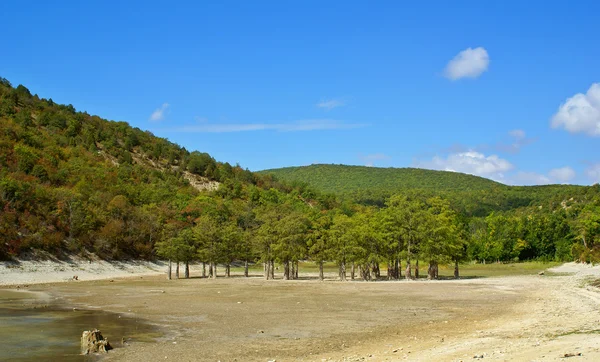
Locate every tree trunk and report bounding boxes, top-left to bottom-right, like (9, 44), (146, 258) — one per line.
(428, 261), (438, 280)
(339, 260), (346, 281)
(175, 262), (180, 279)
(387, 262), (392, 280)
(212, 263), (217, 279)
(244, 260), (249, 277)
(427, 262), (432, 280)
(454, 259), (459, 279)
(269, 260), (275, 279)
(374, 263), (380, 278)
(184, 261), (190, 279)
(290, 261), (295, 280)
(202, 262), (206, 278)
(264, 262), (269, 280)
(360, 264), (368, 281)
(225, 264), (231, 277)
(398, 259), (402, 279)
(406, 238), (412, 280)
(284, 260), (290, 280)
(295, 261), (299, 279)
(415, 259), (419, 279)
(209, 263), (213, 278)
(351, 262), (356, 280)
(167, 259), (172, 280)
(434, 262), (439, 279)
(319, 261), (324, 281)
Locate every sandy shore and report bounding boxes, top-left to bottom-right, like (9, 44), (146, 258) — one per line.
(3, 262), (599, 361)
(0, 258), (166, 286)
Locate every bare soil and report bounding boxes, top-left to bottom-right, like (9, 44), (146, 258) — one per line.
(5, 263), (600, 361)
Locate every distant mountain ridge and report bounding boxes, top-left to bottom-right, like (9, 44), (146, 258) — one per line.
(260, 164), (506, 194)
(259, 164), (596, 216)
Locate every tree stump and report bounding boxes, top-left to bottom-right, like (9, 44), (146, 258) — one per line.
(81, 329), (112, 354)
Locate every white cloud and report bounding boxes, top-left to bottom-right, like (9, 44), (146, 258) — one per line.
(548, 167), (576, 183)
(444, 47), (489, 80)
(512, 172), (552, 186)
(317, 99), (345, 110)
(166, 119), (367, 133)
(509, 129), (526, 140)
(359, 153), (390, 167)
(551, 83), (600, 136)
(149, 103), (169, 122)
(416, 149), (579, 185)
(417, 150), (513, 181)
(507, 167), (576, 186)
(586, 163), (600, 183)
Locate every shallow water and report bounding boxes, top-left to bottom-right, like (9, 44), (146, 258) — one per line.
(0, 290), (160, 361)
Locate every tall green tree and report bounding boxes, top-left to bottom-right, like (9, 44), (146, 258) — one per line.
(385, 195), (427, 279)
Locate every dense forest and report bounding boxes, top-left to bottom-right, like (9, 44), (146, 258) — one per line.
(261, 164), (596, 215)
(1, 77), (599, 280)
(261, 164), (504, 193)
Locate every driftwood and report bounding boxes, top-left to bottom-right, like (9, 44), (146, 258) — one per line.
(81, 329), (112, 354)
(563, 352), (582, 358)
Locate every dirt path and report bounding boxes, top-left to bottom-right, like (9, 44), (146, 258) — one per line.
(6, 263), (600, 361)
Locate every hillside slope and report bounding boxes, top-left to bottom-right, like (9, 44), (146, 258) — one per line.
(260, 164), (596, 216)
(260, 164), (505, 193)
(0, 77), (316, 260)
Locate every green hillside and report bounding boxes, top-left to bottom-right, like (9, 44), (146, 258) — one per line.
(0, 77), (326, 260)
(260, 164), (505, 193)
(260, 164), (596, 216)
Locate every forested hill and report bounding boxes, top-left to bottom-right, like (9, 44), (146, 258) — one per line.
(0, 77), (329, 260)
(260, 164), (596, 215)
(260, 164), (504, 193)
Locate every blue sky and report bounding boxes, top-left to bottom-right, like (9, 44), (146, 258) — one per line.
(2, 1), (600, 185)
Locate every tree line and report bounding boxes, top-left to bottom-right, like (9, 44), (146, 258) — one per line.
(156, 192), (466, 281)
(155, 187), (600, 281)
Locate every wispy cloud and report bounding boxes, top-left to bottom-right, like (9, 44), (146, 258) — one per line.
(511, 171), (552, 185)
(149, 103), (169, 122)
(496, 129), (536, 154)
(511, 166), (576, 186)
(444, 47), (489, 80)
(439, 130), (535, 156)
(548, 167), (576, 183)
(164, 119), (367, 133)
(509, 129), (526, 140)
(359, 153), (390, 167)
(316, 98), (346, 110)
